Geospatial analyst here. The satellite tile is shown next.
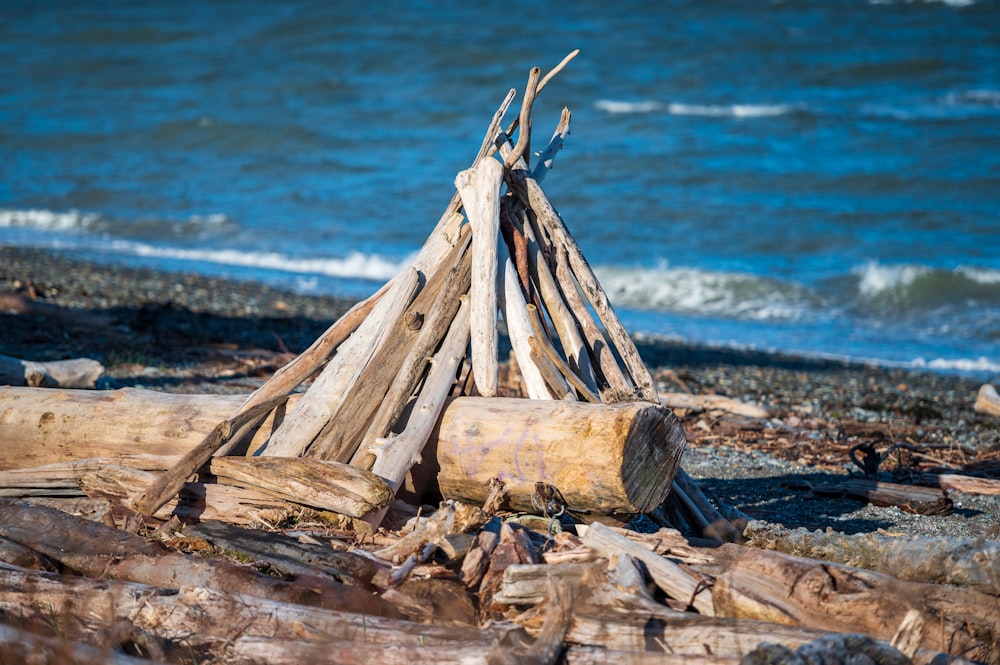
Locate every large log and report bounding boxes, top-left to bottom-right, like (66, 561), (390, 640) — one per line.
(0, 353), (104, 389)
(0, 388), (685, 519)
(435, 397), (685, 517)
(0, 387), (295, 467)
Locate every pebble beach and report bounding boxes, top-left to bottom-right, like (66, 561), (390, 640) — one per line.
(2, 244), (998, 540)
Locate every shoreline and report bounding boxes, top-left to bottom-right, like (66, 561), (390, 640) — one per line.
(2, 243), (998, 538)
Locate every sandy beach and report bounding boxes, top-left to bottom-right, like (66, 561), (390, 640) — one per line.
(2, 244), (998, 540)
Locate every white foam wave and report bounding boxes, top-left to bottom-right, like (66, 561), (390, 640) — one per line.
(910, 356), (1000, 373)
(594, 263), (816, 321)
(594, 99), (798, 118)
(853, 261), (929, 296)
(0, 208), (100, 232)
(594, 99), (662, 114)
(113, 240), (407, 282)
(667, 102), (797, 118)
(869, 0), (975, 6)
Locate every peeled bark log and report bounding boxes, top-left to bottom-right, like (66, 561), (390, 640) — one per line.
(0, 387), (294, 467)
(712, 548), (998, 662)
(0, 353), (104, 388)
(435, 397), (685, 517)
(742, 520), (1000, 595)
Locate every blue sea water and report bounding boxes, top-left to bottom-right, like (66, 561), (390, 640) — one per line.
(1, 0), (999, 375)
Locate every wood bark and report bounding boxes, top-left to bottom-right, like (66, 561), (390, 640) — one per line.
(0, 354), (104, 389)
(435, 397), (685, 516)
(0, 499), (399, 618)
(742, 520), (1000, 595)
(455, 156), (504, 398)
(0, 387), (294, 466)
(712, 548), (998, 662)
(364, 297), (471, 528)
(261, 267), (421, 457)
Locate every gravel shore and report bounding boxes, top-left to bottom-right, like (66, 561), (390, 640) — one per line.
(2, 245), (998, 539)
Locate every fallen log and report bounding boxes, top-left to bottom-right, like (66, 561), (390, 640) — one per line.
(0, 353), (104, 389)
(0, 388), (686, 519)
(435, 397), (686, 517)
(0, 622), (167, 665)
(742, 520), (1000, 595)
(783, 477), (953, 516)
(0, 500), (399, 618)
(712, 548), (998, 662)
(0, 387), (295, 466)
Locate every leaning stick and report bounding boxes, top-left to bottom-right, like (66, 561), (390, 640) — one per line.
(521, 206), (599, 394)
(132, 395), (288, 517)
(532, 107), (571, 184)
(504, 67), (540, 170)
(261, 268), (421, 457)
(351, 231), (473, 469)
(497, 242), (553, 400)
(364, 296), (473, 528)
(526, 304), (598, 403)
(499, 137), (657, 401)
(455, 156), (505, 397)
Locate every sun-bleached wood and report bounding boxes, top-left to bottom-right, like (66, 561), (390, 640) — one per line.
(0, 353), (104, 389)
(364, 297), (472, 528)
(497, 243), (555, 400)
(353, 232), (472, 470)
(455, 156), (504, 397)
(660, 392), (769, 418)
(581, 521), (714, 615)
(435, 397), (685, 516)
(0, 387), (297, 467)
(975, 383), (1000, 416)
(261, 267), (420, 457)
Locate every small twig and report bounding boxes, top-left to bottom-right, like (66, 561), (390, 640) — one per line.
(505, 67), (541, 170)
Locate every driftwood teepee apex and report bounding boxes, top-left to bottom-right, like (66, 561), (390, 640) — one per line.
(132, 51), (684, 526)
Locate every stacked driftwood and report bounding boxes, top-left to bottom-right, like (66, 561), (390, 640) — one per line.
(0, 57), (998, 664)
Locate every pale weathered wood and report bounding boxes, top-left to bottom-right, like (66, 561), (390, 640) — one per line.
(132, 395), (287, 517)
(307, 237), (467, 463)
(0, 499), (397, 617)
(261, 267), (421, 457)
(0, 622), (166, 665)
(497, 136), (656, 402)
(975, 383), (1000, 416)
(532, 107), (571, 183)
(919, 472), (1000, 495)
(580, 521), (714, 615)
(0, 387), (295, 467)
(742, 520), (1000, 595)
(527, 304), (598, 403)
(787, 477), (952, 515)
(436, 397), (685, 516)
(0, 353), (104, 388)
(498, 242), (556, 400)
(522, 209), (599, 394)
(365, 297), (471, 528)
(660, 392), (769, 419)
(712, 548), (997, 661)
(455, 156), (504, 398)
(352, 229), (472, 469)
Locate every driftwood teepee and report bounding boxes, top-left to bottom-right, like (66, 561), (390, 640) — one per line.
(129, 52), (685, 527)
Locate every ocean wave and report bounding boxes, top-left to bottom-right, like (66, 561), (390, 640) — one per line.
(909, 356), (1000, 374)
(850, 260), (1000, 308)
(594, 264), (821, 321)
(868, 0), (975, 6)
(594, 99), (800, 118)
(0, 207), (235, 239)
(114, 240), (406, 282)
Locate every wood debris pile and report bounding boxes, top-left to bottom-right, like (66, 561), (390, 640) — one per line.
(0, 55), (998, 664)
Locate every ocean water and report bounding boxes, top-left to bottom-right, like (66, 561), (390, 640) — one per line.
(2, 1), (999, 375)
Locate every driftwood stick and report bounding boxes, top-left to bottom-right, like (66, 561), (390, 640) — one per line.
(261, 267), (421, 457)
(496, 50), (579, 143)
(581, 521), (714, 615)
(504, 66), (540, 170)
(552, 243), (631, 397)
(918, 472), (1000, 496)
(660, 392), (769, 419)
(975, 383), (1000, 417)
(132, 395), (288, 517)
(497, 241), (553, 400)
(526, 304), (598, 403)
(498, 137), (656, 401)
(522, 207), (599, 394)
(364, 297), (472, 528)
(532, 107), (571, 183)
(351, 230), (472, 469)
(0, 354), (104, 389)
(455, 157), (505, 398)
